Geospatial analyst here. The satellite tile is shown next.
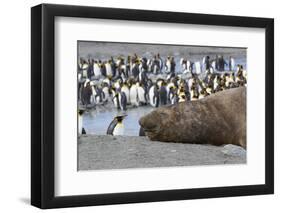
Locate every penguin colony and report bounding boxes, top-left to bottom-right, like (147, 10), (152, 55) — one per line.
(78, 53), (247, 135)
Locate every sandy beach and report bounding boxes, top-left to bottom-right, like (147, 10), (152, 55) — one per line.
(78, 135), (246, 171)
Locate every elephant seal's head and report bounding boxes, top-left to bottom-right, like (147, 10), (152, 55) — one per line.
(139, 105), (181, 141)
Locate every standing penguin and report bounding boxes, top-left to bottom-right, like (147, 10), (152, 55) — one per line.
(194, 61), (202, 74)
(78, 109), (86, 135)
(159, 82), (168, 106)
(101, 83), (110, 103)
(80, 60), (89, 78)
(136, 82), (147, 105)
(148, 84), (159, 108)
(168, 86), (178, 104)
(229, 56), (235, 71)
(190, 83), (199, 101)
(165, 56), (172, 74)
(111, 89), (120, 109)
(157, 53), (163, 72)
(130, 81), (139, 107)
(93, 60), (101, 77)
(106, 115), (127, 135)
(131, 62), (140, 78)
(180, 58), (190, 73)
(121, 82), (130, 104)
(105, 60), (114, 78)
(81, 80), (93, 107)
(118, 91), (127, 111)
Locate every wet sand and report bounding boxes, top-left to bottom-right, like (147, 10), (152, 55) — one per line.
(78, 135), (246, 171)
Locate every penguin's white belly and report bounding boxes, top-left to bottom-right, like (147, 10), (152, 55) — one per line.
(166, 62), (171, 72)
(157, 80), (163, 88)
(137, 87), (146, 103)
(121, 87), (130, 103)
(199, 94), (205, 99)
(190, 90), (198, 101)
(130, 86), (138, 106)
(195, 62), (201, 74)
(91, 87), (97, 104)
(82, 70), (87, 78)
(78, 73), (82, 81)
(182, 64), (188, 73)
(96, 96), (101, 103)
(114, 81), (121, 90)
(178, 92), (186, 103)
(178, 98), (185, 103)
(188, 78), (194, 91)
(186, 61), (191, 71)
(206, 87), (212, 94)
(78, 114), (83, 135)
(113, 123), (124, 136)
(148, 86), (157, 107)
(211, 61), (216, 70)
(82, 64), (89, 70)
(102, 87), (109, 101)
(118, 93), (127, 110)
(243, 70), (247, 79)
(105, 64), (113, 77)
(202, 57), (206, 66)
(214, 81), (218, 91)
(138, 72), (142, 82)
(102, 78), (110, 86)
(112, 97), (119, 108)
(166, 83), (175, 90)
(93, 64), (101, 76)
(111, 91), (118, 108)
(171, 96), (177, 104)
(118, 95), (123, 110)
(153, 65), (158, 74)
(231, 59), (235, 70)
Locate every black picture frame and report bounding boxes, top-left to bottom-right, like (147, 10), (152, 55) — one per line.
(31, 3), (274, 209)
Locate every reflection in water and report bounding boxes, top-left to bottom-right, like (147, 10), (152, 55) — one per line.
(83, 105), (154, 136)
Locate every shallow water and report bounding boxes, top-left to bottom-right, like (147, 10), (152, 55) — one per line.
(83, 105), (154, 136)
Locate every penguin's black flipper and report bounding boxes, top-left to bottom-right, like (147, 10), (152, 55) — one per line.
(82, 127), (86, 135)
(106, 119), (118, 135)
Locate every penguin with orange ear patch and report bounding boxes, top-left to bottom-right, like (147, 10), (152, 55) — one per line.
(107, 114), (127, 136)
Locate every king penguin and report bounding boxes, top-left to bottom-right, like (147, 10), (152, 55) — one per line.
(78, 109), (86, 135)
(106, 115), (127, 136)
(118, 91), (127, 111)
(148, 84), (159, 108)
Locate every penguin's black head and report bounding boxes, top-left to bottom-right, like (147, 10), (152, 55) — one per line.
(115, 115), (127, 122)
(78, 109), (85, 116)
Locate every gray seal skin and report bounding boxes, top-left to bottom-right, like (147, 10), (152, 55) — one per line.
(139, 87), (246, 149)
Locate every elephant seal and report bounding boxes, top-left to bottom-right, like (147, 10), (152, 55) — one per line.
(139, 87), (246, 148)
